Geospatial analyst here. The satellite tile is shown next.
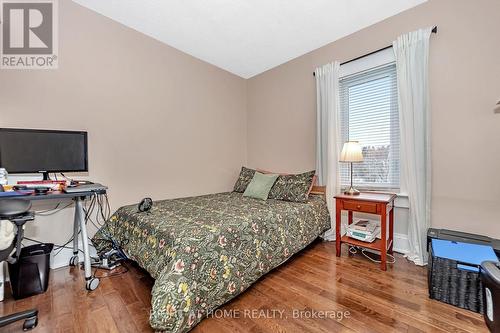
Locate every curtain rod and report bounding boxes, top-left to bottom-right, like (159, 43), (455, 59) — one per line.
(313, 26), (437, 76)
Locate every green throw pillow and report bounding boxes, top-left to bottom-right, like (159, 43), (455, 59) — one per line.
(243, 172), (279, 200)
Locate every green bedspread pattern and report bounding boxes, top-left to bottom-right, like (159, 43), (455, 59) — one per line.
(93, 192), (330, 332)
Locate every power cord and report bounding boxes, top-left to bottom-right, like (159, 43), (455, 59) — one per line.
(22, 236), (84, 255)
(25, 192), (130, 278)
(82, 260), (130, 279)
(59, 173), (73, 183)
(348, 245), (396, 264)
(35, 202), (73, 216)
(26, 193), (111, 258)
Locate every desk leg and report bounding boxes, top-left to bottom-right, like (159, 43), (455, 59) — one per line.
(74, 197), (100, 291)
(69, 205), (80, 267)
(380, 208), (387, 271)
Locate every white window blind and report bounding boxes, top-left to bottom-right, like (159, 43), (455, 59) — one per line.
(339, 63), (400, 190)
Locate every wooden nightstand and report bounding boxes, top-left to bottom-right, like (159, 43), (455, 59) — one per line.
(334, 192), (397, 271)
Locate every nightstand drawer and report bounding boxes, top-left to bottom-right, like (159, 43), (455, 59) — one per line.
(342, 200), (378, 213)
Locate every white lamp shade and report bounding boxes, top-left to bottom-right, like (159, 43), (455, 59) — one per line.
(340, 141), (364, 162)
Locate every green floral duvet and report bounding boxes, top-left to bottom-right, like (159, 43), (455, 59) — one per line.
(93, 191), (330, 332)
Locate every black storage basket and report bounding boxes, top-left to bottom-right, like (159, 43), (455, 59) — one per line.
(428, 242), (484, 313)
(8, 243), (53, 300)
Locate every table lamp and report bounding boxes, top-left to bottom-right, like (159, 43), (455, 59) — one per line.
(340, 141), (364, 195)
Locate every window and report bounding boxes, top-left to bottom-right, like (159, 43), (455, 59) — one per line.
(339, 63), (400, 190)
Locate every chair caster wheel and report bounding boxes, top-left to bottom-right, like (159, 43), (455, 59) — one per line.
(23, 316), (38, 331)
(69, 255), (79, 266)
(86, 277), (100, 291)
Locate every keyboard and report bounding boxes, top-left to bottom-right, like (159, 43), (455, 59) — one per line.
(64, 183), (108, 193)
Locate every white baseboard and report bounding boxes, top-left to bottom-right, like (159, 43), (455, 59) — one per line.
(393, 232), (410, 254)
(50, 243), (97, 269)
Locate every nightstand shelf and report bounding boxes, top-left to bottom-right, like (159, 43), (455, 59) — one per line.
(335, 192), (397, 270)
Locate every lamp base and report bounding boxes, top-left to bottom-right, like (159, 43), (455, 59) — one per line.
(344, 186), (360, 196)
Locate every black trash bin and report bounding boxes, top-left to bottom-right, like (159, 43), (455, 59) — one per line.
(8, 243), (54, 299)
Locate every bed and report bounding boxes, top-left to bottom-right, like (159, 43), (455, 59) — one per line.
(93, 187), (330, 332)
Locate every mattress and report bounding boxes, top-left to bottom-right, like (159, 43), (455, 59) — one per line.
(93, 191), (330, 332)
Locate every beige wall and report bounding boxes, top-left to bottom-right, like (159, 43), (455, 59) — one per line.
(247, 0), (500, 238)
(2, 0), (500, 251)
(0, 1), (247, 246)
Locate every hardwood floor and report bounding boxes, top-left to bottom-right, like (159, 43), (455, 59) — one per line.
(0, 240), (488, 332)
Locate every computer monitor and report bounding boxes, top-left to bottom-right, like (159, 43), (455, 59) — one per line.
(0, 128), (88, 180)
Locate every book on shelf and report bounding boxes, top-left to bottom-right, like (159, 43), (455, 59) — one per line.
(352, 219), (377, 233)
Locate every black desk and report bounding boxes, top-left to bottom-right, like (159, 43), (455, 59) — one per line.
(0, 189), (106, 291)
(0, 190), (106, 201)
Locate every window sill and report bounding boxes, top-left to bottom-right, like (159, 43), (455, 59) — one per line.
(394, 193), (409, 209)
(351, 188), (402, 195)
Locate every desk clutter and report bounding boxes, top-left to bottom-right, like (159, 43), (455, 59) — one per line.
(0, 179), (107, 196)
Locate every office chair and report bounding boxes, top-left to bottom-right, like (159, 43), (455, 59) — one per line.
(0, 199), (38, 331)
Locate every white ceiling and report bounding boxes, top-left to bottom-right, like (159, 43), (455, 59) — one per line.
(73, 0), (427, 78)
